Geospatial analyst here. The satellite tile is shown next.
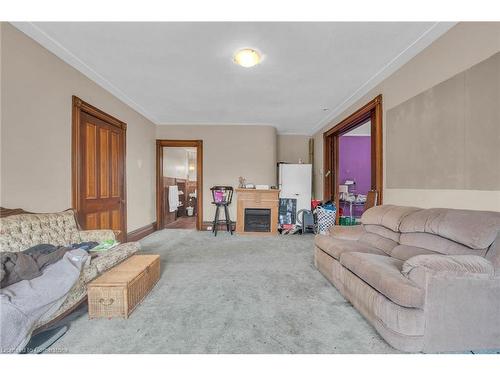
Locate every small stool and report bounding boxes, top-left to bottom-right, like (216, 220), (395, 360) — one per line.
(210, 186), (234, 236)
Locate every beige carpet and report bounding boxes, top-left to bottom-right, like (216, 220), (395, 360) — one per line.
(52, 229), (399, 353)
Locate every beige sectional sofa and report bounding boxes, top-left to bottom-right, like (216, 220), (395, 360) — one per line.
(0, 209), (140, 331)
(314, 205), (500, 353)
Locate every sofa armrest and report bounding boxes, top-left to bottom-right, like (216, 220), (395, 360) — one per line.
(401, 254), (495, 290)
(79, 229), (116, 243)
(328, 225), (365, 240)
(401, 254), (500, 352)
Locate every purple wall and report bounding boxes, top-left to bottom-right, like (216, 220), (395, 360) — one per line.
(338, 136), (371, 195)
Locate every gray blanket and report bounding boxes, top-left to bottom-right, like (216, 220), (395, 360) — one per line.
(0, 249), (88, 353)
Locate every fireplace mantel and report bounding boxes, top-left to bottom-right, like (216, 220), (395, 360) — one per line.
(235, 188), (280, 235)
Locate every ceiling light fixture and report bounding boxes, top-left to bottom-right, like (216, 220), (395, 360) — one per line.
(234, 48), (261, 68)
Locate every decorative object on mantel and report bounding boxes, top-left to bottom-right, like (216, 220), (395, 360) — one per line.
(244, 183), (255, 189)
(255, 184), (270, 190)
(238, 176), (246, 188)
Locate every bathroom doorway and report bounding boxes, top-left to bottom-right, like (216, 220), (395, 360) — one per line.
(156, 140), (203, 230)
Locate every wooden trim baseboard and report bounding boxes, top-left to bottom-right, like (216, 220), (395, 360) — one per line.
(201, 221), (236, 232)
(127, 222), (157, 242)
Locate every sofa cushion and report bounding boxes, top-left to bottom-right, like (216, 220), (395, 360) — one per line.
(390, 245), (439, 261)
(339, 252), (424, 308)
(400, 208), (500, 250)
(314, 235), (386, 260)
(87, 242), (140, 275)
(364, 224), (400, 243)
(399, 232), (485, 257)
(328, 225), (365, 240)
(361, 205), (420, 232)
(359, 232), (399, 255)
(340, 264), (425, 337)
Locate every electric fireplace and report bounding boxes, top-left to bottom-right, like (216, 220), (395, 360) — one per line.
(235, 188), (280, 235)
(244, 208), (271, 232)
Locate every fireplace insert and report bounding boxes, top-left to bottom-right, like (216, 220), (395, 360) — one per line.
(244, 208), (271, 232)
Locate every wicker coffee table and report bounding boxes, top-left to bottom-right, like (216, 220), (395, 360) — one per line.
(88, 254), (160, 319)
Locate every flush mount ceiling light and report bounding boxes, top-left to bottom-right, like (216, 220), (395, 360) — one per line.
(233, 48), (261, 68)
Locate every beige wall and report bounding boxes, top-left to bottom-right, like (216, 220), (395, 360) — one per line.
(386, 52), (500, 191)
(277, 134), (311, 164)
(3, 21), (499, 235)
(156, 125), (277, 221)
(0, 23), (157, 231)
(313, 22), (500, 211)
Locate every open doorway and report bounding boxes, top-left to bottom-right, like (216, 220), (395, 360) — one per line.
(156, 140), (203, 230)
(338, 120), (372, 221)
(323, 95), (383, 223)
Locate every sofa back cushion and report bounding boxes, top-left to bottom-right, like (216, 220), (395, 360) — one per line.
(0, 210), (81, 252)
(400, 208), (500, 250)
(364, 224), (400, 243)
(390, 245), (440, 262)
(399, 232), (486, 257)
(359, 232), (399, 255)
(361, 205), (421, 232)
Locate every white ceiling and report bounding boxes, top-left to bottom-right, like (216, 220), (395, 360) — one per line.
(13, 22), (454, 135)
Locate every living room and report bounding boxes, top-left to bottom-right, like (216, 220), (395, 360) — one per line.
(1, 1), (499, 373)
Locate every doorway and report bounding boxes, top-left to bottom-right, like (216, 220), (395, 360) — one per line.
(156, 140), (203, 230)
(323, 95), (383, 223)
(72, 96), (127, 242)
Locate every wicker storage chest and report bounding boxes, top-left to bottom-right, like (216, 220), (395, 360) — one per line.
(88, 254), (160, 319)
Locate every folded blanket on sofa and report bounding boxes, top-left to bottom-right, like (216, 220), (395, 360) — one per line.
(0, 249), (88, 354)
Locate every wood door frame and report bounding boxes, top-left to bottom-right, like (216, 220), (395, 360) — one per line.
(71, 96), (127, 237)
(156, 139), (203, 231)
(323, 95), (383, 220)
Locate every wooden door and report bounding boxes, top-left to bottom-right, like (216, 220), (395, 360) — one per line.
(72, 97), (127, 241)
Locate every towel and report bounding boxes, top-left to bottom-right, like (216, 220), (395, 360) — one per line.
(168, 185), (179, 212)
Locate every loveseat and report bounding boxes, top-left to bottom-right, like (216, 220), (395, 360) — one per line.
(0, 209), (140, 331)
(314, 205), (500, 353)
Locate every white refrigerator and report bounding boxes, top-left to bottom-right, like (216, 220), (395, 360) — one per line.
(278, 164), (312, 214)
